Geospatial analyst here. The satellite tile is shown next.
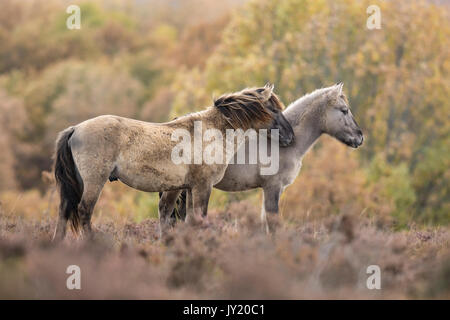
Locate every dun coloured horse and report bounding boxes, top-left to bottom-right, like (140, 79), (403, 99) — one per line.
(160, 83), (364, 232)
(53, 84), (294, 240)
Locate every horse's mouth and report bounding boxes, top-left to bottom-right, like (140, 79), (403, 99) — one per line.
(346, 135), (364, 148)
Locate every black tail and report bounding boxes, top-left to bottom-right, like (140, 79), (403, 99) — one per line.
(54, 127), (83, 233)
(158, 191), (187, 222)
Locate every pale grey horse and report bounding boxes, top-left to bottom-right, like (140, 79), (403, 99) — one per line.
(52, 85), (294, 240)
(160, 83), (363, 232)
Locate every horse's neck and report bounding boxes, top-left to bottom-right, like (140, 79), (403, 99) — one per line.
(292, 116), (322, 159)
(283, 92), (325, 158)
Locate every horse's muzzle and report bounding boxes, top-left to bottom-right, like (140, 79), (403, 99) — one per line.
(349, 132), (364, 148)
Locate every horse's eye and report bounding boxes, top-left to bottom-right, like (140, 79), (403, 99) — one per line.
(341, 109), (348, 115)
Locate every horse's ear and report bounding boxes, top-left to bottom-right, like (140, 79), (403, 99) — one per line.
(261, 83), (274, 101)
(336, 82), (344, 94)
(264, 82), (275, 90)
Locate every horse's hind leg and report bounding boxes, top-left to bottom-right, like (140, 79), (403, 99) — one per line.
(78, 180), (106, 239)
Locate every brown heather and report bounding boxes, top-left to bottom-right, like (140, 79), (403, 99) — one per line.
(0, 200), (448, 299)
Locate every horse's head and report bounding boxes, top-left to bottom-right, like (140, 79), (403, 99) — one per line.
(214, 84), (294, 147)
(322, 83), (363, 148)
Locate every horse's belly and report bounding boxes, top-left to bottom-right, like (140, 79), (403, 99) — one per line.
(116, 162), (189, 192)
(215, 163), (261, 191)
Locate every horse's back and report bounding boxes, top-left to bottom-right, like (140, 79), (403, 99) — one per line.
(70, 115), (123, 148)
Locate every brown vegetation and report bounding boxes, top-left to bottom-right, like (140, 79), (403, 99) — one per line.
(0, 201), (448, 299)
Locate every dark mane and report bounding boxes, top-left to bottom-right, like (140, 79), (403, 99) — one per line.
(213, 87), (285, 130)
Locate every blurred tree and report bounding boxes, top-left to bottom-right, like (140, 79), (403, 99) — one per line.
(172, 15), (231, 69)
(0, 90), (27, 191)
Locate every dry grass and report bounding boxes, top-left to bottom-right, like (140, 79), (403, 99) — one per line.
(0, 199), (448, 299)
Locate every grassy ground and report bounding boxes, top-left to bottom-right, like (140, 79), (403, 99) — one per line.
(0, 198), (448, 299)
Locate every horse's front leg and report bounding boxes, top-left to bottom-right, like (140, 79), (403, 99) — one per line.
(261, 186), (282, 234)
(158, 190), (181, 237)
(185, 185), (212, 227)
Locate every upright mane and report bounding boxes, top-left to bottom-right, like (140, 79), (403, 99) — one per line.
(214, 85), (284, 130)
(283, 85), (343, 125)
